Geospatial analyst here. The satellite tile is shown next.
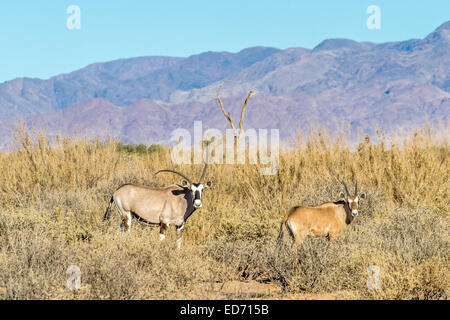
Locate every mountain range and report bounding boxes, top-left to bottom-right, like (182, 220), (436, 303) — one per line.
(0, 21), (449, 150)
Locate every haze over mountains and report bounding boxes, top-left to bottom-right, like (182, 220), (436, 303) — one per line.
(0, 21), (449, 149)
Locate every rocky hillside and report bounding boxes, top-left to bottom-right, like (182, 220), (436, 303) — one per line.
(0, 22), (449, 149)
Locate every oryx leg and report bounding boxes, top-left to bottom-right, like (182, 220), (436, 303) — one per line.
(292, 231), (307, 249)
(285, 220), (306, 248)
(328, 231), (340, 242)
(159, 223), (168, 241)
(113, 197), (132, 233)
(176, 223), (185, 249)
(122, 212), (132, 232)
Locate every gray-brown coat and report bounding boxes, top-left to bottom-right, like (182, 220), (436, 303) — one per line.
(103, 163), (212, 248)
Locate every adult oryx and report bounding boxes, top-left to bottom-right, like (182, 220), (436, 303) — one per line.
(103, 161), (213, 248)
(277, 181), (366, 248)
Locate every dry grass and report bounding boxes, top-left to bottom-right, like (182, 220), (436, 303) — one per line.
(0, 125), (448, 299)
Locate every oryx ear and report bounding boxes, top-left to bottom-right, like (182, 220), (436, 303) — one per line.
(339, 191), (346, 199)
(180, 179), (190, 188)
(359, 192), (366, 199)
(205, 180), (213, 188)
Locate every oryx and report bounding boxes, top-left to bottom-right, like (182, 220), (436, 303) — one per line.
(277, 181), (366, 248)
(103, 160), (213, 248)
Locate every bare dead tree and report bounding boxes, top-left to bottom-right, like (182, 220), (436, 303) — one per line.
(216, 84), (256, 148)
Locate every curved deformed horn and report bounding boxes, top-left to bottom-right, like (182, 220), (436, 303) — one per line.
(155, 170), (192, 185)
(354, 181), (358, 196)
(342, 181), (350, 196)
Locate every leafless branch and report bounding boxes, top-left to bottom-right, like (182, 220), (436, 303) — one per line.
(237, 90), (256, 143)
(216, 85), (256, 147)
(216, 85), (237, 138)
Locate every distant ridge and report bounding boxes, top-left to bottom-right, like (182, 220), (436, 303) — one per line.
(0, 22), (449, 150)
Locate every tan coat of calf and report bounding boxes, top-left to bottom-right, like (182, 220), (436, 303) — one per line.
(277, 182), (365, 248)
(281, 201), (352, 245)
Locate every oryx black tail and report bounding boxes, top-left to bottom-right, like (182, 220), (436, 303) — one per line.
(103, 197), (114, 221)
(276, 212), (296, 250)
(276, 221), (284, 250)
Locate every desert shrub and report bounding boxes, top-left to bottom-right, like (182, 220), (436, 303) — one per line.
(205, 206), (449, 299)
(0, 125), (447, 299)
(116, 142), (166, 156)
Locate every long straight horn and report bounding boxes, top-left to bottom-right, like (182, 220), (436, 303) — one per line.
(155, 170), (192, 185)
(199, 163), (208, 183)
(199, 143), (210, 183)
(355, 181), (358, 196)
(342, 181), (350, 196)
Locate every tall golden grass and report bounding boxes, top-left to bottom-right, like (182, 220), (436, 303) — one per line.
(0, 125), (448, 299)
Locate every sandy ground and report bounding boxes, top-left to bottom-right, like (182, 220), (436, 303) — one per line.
(188, 280), (358, 300)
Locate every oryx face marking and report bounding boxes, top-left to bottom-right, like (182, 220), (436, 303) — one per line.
(347, 196), (359, 217)
(341, 180), (366, 217)
(190, 183), (204, 209)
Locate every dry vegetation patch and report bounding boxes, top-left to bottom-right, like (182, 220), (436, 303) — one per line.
(0, 126), (448, 299)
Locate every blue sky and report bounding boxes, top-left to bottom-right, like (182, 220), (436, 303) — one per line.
(0, 1), (448, 83)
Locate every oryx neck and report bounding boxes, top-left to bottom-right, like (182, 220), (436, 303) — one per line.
(334, 200), (353, 225)
(183, 205), (197, 221)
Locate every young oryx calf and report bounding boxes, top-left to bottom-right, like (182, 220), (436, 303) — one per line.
(277, 181), (366, 248)
(103, 161), (212, 248)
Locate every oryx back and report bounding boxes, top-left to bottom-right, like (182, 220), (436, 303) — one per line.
(288, 203), (348, 237)
(113, 184), (189, 226)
